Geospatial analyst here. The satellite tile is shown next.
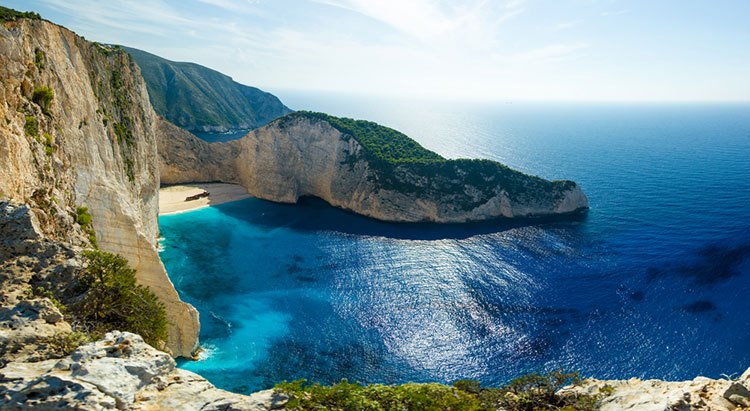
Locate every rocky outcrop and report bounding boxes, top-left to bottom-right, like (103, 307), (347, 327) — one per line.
(0, 331), (288, 410)
(0, 18), (198, 356)
(157, 118), (241, 184)
(158, 114), (588, 223)
(563, 369), (750, 410)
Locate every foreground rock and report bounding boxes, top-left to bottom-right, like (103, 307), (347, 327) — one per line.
(565, 368), (750, 410)
(159, 113), (588, 223)
(0, 331), (287, 410)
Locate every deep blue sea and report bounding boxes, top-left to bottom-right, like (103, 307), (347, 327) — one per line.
(159, 94), (750, 394)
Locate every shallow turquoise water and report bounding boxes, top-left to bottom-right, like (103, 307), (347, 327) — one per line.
(160, 98), (750, 394)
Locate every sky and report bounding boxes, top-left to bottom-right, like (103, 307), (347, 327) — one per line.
(6, 0), (750, 101)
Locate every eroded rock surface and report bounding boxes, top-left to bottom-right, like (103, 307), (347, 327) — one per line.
(0, 18), (198, 357)
(564, 368), (750, 410)
(0, 332), (287, 410)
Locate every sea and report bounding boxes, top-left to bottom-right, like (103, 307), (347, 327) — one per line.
(158, 93), (750, 394)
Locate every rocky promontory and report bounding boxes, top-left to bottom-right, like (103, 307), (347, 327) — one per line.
(159, 112), (589, 223)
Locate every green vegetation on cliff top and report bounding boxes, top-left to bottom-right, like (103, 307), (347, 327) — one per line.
(283, 111), (578, 211)
(123, 46), (292, 132)
(276, 371), (604, 411)
(0, 6), (41, 22)
(293, 111), (445, 164)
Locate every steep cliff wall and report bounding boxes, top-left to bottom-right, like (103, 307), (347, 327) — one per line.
(0, 18), (198, 357)
(159, 114), (588, 223)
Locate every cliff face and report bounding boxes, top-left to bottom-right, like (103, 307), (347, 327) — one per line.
(159, 115), (588, 223)
(0, 18), (198, 357)
(124, 46), (292, 133)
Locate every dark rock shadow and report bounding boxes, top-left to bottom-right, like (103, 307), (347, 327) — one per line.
(214, 196), (588, 240)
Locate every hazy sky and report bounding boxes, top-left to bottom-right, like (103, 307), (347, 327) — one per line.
(8, 0), (750, 101)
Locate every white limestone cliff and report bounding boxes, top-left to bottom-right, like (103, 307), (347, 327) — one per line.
(0, 18), (198, 357)
(158, 115), (588, 223)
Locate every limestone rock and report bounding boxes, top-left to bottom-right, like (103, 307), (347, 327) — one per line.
(565, 367), (750, 411)
(0, 19), (198, 357)
(0, 331), (286, 410)
(723, 382), (750, 407)
(158, 115), (588, 223)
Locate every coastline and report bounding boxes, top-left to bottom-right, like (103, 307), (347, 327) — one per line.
(159, 183), (251, 215)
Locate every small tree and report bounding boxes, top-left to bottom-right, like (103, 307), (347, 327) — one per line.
(76, 250), (168, 348)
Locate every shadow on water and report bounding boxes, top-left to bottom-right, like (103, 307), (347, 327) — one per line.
(646, 241), (750, 286)
(214, 196), (588, 240)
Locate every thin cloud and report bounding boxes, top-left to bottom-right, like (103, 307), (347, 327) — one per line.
(312, 0), (524, 43)
(601, 9), (630, 17)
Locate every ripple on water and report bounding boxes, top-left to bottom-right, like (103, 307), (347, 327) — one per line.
(160, 102), (750, 392)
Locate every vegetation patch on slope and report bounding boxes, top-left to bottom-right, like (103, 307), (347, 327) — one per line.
(276, 371), (607, 411)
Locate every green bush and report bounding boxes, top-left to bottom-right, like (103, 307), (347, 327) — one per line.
(34, 48), (45, 70)
(75, 206), (97, 247)
(276, 371), (602, 411)
(41, 332), (91, 357)
(76, 250), (168, 348)
(43, 132), (55, 155)
(277, 380), (481, 411)
(24, 115), (38, 137)
(32, 86), (54, 114)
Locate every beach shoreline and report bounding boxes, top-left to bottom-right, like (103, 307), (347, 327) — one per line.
(159, 183), (251, 215)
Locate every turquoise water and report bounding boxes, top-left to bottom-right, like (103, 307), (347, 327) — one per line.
(160, 96), (750, 394)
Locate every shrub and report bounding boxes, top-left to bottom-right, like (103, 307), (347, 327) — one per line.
(34, 48), (45, 70)
(277, 380), (481, 411)
(32, 86), (54, 114)
(75, 206), (97, 247)
(24, 115), (38, 137)
(499, 370), (591, 410)
(75, 250), (168, 348)
(41, 332), (91, 357)
(43, 132), (54, 155)
(28, 286), (66, 312)
(276, 371), (602, 411)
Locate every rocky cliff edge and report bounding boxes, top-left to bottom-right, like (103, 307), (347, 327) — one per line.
(0, 17), (198, 357)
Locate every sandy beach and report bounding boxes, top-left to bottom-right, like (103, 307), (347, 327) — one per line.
(159, 183), (251, 215)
